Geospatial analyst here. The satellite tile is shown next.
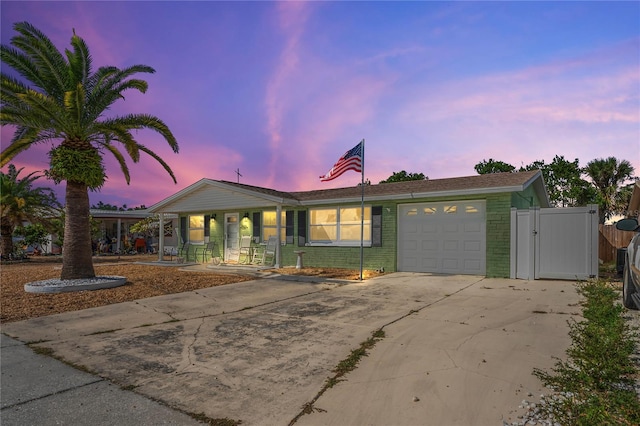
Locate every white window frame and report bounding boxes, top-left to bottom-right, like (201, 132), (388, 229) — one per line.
(308, 206), (371, 247)
(262, 211), (286, 243)
(188, 214), (205, 244)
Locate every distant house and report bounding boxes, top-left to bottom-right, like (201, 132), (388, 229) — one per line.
(90, 209), (178, 254)
(148, 170), (551, 278)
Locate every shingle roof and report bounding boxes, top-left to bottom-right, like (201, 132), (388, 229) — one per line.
(216, 180), (297, 200)
(149, 170), (548, 213)
(217, 169), (545, 203)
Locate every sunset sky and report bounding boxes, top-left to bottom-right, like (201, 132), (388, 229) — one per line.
(1, 1), (638, 208)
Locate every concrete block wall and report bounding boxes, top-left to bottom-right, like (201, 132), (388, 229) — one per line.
(486, 193), (512, 277)
(280, 204), (397, 272)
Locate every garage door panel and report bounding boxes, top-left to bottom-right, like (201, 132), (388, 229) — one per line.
(403, 257), (417, 268)
(464, 241), (481, 251)
(443, 223), (458, 233)
(422, 240), (437, 251)
(421, 258), (438, 269)
(422, 223), (437, 233)
(442, 258), (460, 271)
(464, 259), (482, 273)
(443, 240), (458, 251)
(398, 200), (486, 275)
(404, 223), (418, 232)
(465, 222), (482, 232)
(403, 240), (418, 251)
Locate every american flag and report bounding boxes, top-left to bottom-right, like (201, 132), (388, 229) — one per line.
(319, 141), (363, 182)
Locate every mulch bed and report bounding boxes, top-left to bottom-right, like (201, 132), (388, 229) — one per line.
(0, 255), (382, 323)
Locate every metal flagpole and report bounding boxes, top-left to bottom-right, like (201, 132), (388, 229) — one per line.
(359, 139), (365, 281)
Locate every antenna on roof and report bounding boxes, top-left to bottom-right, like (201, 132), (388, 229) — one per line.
(235, 168), (242, 183)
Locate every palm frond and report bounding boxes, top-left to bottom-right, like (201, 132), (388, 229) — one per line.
(109, 114), (179, 153)
(0, 128), (52, 167)
(102, 143), (131, 184)
(14, 89), (66, 128)
(86, 67), (153, 116)
(65, 32), (92, 87)
(64, 83), (86, 130)
(92, 124), (140, 162)
(0, 45), (48, 93)
(10, 22), (70, 98)
(138, 144), (177, 184)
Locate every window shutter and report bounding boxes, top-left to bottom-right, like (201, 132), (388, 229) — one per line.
(297, 210), (307, 246)
(285, 210), (294, 244)
(180, 216), (187, 243)
(204, 215), (211, 237)
(252, 212), (261, 240)
(372, 206), (382, 247)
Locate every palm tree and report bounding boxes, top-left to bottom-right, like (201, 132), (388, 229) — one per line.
(0, 164), (60, 258)
(583, 157), (635, 224)
(1, 22), (179, 279)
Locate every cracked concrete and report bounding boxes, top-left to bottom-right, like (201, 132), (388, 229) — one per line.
(2, 274), (579, 425)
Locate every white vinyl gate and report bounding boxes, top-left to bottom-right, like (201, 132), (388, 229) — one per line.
(510, 205), (599, 280)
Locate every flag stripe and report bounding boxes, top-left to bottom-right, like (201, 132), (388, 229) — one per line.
(319, 141), (363, 182)
(322, 161), (362, 180)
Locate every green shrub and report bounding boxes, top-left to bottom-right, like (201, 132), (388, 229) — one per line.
(533, 279), (640, 425)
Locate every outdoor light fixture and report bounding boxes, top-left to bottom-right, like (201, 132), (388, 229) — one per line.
(244, 212), (250, 218)
(211, 213), (217, 220)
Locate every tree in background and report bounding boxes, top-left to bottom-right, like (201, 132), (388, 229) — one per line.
(1, 22), (179, 279)
(14, 223), (50, 254)
(474, 159), (515, 174)
(130, 214), (173, 241)
(0, 164), (60, 257)
(474, 155), (635, 213)
(46, 211), (101, 252)
(583, 157), (635, 224)
(520, 156), (596, 208)
(379, 170), (428, 183)
(91, 201), (147, 211)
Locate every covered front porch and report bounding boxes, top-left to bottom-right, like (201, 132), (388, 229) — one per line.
(148, 179), (296, 268)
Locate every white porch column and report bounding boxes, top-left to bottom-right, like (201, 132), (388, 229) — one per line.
(158, 212), (165, 261)
(275, 204), (282, 268)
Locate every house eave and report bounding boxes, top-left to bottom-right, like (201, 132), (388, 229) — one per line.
(89, 209), (151, 219)
(299, 185), (537, 206)
(148, 179), (300, 214)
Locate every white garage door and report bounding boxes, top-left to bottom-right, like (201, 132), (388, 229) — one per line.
(398, 200), (486, 274)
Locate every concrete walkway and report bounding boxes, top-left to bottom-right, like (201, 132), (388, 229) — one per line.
(1, 273), (580, 425)
(1, 334), (202, 425)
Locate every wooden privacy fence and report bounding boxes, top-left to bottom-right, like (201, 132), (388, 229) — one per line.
(599, 224), (635, 263)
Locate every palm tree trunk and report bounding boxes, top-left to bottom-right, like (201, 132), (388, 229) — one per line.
(0, 218), (14, 258)
(61, 181), (95, 279)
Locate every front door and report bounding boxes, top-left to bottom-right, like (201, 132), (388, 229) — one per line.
(224, 213), (240, 262)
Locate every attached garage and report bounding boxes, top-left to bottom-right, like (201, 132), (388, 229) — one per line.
(398, 200), (486, 274)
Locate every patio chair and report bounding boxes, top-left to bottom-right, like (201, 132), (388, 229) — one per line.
(196, 241), (217, 264)
(251, 242), (264, 264)
(238, 236), (252, 264)
(163, 245), (178, 261)
(254, 236), (277, 265)
(178, 242), (192, 262)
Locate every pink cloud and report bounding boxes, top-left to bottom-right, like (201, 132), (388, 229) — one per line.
(263, 2), (314, 186)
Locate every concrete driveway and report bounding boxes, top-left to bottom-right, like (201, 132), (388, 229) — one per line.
(1, 273), (580, 425)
